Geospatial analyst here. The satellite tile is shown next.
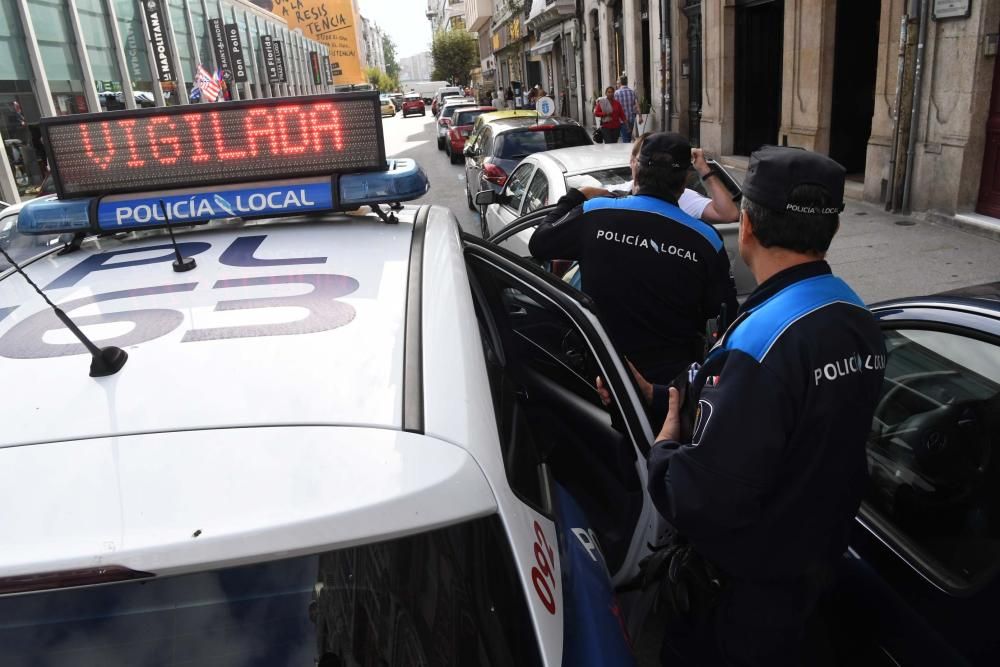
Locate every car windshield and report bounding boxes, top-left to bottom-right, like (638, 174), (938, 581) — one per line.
(496, 127), (591, 159)
(455, 109), (489, 126)
(0, 517), (543, 666)
(566, 166), (633, 190)
(441, 104), (475, 119)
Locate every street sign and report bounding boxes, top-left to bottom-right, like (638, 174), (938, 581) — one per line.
(536, 96), (555, 117)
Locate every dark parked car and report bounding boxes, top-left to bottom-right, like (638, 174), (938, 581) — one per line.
(821, 284), (1000, 665)
(462, 116), (592, 210)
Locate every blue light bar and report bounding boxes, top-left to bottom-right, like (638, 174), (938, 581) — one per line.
(15, 160), (429, 236)
(17, 196), (93, 236)
(339, 159), (429, 207)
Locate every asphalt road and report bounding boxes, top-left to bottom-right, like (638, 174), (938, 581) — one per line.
(381, 108), (482, 237)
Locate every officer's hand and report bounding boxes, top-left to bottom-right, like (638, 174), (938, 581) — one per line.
(595, 360), (652, 408)
(691, 148), (711, 177)
(577, 186), (612, 200)
(656, 387), (682, 442)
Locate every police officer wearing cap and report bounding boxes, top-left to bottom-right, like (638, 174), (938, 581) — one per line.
(644, 146), (886, 665)
(529, 132), (738, 384)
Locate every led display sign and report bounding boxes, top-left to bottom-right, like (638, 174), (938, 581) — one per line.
(42, 93), (386, 198)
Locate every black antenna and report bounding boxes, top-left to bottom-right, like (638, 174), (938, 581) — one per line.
(158, 199), (196, 272)
(0, 245), (127, 377)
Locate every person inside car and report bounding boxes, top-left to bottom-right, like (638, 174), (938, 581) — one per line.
(529, 132), (737, 384)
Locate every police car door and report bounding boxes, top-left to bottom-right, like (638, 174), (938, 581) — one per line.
(462, 234), (659, 643)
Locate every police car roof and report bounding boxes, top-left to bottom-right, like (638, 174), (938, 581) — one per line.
(0, 205), (504, 581)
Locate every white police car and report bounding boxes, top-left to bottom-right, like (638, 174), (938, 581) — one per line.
(0, 93), (664, 665)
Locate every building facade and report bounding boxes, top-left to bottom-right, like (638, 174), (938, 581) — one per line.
(399, 51), (433, 82)
(0, 0), (333, 204)
(427, 0), (467, 33)
(463, 0), (1000, 227)
(360, 15), (385, 73)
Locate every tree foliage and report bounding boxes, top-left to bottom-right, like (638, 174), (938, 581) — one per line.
(365, 67), (398, 93)
(382, 35), (400, 82)
(431, 29), (477, 85)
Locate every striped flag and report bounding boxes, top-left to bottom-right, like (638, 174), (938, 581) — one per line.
(194, 64), (220, 102)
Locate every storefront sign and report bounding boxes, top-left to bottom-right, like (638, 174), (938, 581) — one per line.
(260, 35), (280, 83)
(310, 52), (322, 86)
(225, 23), (248, 83)
(142, 0), (175, 82)
(323, 55), (333, 85)
(273, 41), (288, 83)
(933, 0), (971, 20)
(209, 18), (233, 82)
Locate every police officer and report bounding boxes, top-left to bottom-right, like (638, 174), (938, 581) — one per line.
(529, 132), (738, 384)
(645, 146), (886, 665)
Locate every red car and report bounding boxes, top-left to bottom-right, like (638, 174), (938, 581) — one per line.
(446, 106), (496, 164)
(401, 93), (425, 117)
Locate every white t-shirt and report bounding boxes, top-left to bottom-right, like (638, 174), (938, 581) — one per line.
(606, 181), (712, 220)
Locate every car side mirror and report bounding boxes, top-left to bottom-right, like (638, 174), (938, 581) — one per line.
(475, 190), (500, 207)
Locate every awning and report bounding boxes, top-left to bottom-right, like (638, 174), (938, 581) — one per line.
(529, 25), (564, 55)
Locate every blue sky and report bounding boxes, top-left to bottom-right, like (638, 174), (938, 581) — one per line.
(357, 0), (433, 58)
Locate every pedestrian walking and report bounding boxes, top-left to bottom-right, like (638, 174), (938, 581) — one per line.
(529, 132), (737, 383)
(641, 146), (886, 665)
(594, 87), (627, 144)
(615, 76), (641, 143)
(504, 86), (514, 110)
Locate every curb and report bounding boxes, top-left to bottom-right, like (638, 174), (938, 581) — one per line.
(924, 210), (1000, 243)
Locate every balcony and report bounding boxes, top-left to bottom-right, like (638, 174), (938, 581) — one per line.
(465, 0), (492, 32)
(525, 0), (574, 31)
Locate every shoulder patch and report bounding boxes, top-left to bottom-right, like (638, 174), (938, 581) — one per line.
(721, 274), (868, 363)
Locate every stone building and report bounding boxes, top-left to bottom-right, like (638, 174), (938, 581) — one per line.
(360, 15), (386, 73)
(677, 0), (1000, 225)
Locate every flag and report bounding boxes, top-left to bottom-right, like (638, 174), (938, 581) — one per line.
(194, 64), (220, 102)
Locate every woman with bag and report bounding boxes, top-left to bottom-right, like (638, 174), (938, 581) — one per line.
(594, 87), (626, 144)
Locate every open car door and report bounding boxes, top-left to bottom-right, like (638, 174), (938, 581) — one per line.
(461, 233), (664, 658)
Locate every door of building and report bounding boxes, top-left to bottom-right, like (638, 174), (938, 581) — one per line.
(734, 0), (784, 156)
(976, 36), (1000, 218)
(829, 0), (880, 174)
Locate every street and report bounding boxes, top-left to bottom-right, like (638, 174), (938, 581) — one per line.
(380, 112), (1000, 304)
(381, 110), (482, 237)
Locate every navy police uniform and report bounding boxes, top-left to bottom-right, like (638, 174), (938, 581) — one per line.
(529, 133), (738, 383)
(646, 147), (887, 665)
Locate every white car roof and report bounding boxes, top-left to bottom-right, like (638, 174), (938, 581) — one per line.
(0, 213), (414, 447)
(533, 143), (633, 174)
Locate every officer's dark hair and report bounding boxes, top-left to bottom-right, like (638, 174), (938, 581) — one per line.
(635, 162), (687, 200)
(742, 184), (840, 254)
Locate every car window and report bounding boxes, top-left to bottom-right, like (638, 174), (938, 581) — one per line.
(467, 252), (644, 574)
(523, 170), (550, 214)
(865, 327), (1000, 589)
(566, 166), (633, 191)
(441, 104), (474, 119)
(505, 163), (535, 212)
(455, 110), (489, 126)
(479, 129), (494, 157)
(0, 515), (544, 667)
(496, 127), (591, 160)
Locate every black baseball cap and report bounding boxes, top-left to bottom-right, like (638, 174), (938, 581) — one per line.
(637, 132), (692, 171)
(743, 146), (846, 215)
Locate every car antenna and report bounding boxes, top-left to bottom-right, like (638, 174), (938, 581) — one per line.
(0, 244), (127, 377)
(158, 199), (196, 272)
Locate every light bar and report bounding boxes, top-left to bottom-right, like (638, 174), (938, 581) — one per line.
(43, 92), (387, 198)
(17, 162), (429, 235)
(339, 159), (429, 207)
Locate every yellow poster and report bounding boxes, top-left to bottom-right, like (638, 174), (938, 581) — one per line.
(261, 0), (364, 84)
